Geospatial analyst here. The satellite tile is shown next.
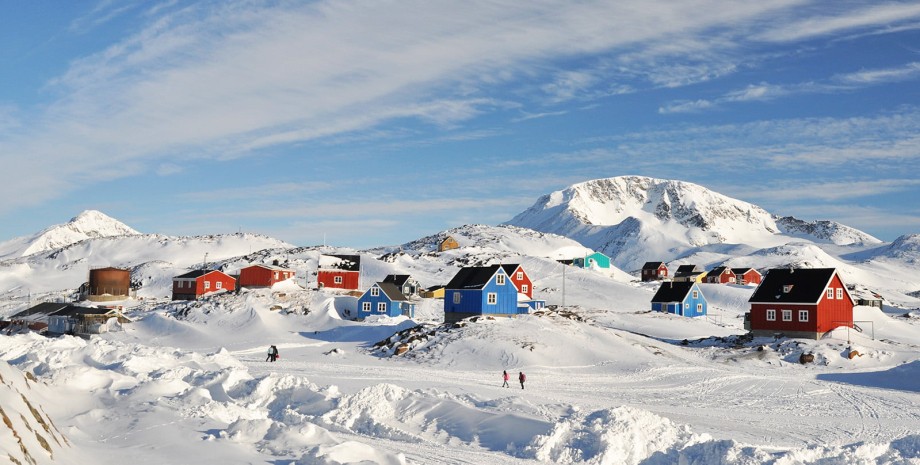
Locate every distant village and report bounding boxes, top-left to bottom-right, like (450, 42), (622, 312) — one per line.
(2, 233), (884, 342)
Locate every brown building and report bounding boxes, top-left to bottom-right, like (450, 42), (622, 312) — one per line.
(86, 267), (132, 301)
(438, 235), (459, 252)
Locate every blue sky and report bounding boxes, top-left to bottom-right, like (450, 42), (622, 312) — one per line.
(1, 1), (919, 248)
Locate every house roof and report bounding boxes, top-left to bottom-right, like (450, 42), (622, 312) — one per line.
(675, 264), (703, 274)
(244, 264), (294, 272)
(651, 282), (698, 302)
(319, 254), (360, 271)
(445, 265), (504, 290)
(9, 302), (71, 319)
(175, 269), (230, 279)
(642, 261), (666, 270)
(731, 267), (758, 275)
(500, 264), (523, 276)
(749, 268), (842, 304)
(373, 282), (409, 302)
(383, 274), (413, 287)
(708, 266), (732, 276)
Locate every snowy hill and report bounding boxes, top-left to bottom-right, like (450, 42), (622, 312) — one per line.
(0, 210), (140, 260)
(506, 176), (881, 270)
(0, 210), (919, 464)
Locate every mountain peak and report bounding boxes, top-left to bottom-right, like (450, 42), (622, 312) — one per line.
(10, 210), (141, 258)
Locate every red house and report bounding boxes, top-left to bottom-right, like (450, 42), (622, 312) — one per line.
(641, 262), (669, 282)
(705, 266), (735, 284)
(172, 270), (236, 301)
(731, 267), (762, 285)
(746, 268), (854, 339)
(317, 254), (360, 290)
(239, 264), (296, 288)
(500, 264), (533, 299)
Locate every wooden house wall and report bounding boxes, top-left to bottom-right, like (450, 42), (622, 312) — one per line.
(318, 270), (360, 290)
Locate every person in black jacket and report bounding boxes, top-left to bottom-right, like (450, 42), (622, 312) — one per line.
(266, 345), (279, 362)
(518, 371), (526, 389)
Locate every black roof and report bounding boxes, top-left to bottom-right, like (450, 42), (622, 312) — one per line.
(373, 282), (409, 302)
(708, 266), (731, 276)
(320, 254), (361, 271)
(642, 261), (666, 269)
(675, 264), (703, 274)
(651, 281), (697, 302)
(731, 267), (757, 275)
(9, 302), (70, 319)
(445, 265), (503, 290)
(749, 268), (839, 304)
(175, 269), (219, 279)
(500, 264), (522, 276)
(383, 274), (412, 287)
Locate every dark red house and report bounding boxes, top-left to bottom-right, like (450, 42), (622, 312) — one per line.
(172, 270), (236, 301)
(317, 254), (360, 290)
(746, 268), (854, 339)
(705, 266), (735, 284)
(239, 264), (296, 288)
(731, 267), (762, 285)
(641, 262), (669, 282)
(500, 264), (533, 299)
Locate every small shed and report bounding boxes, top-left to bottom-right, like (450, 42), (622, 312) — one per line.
(438, 235), (460, 252)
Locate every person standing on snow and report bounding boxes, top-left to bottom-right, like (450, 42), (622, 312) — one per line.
(266, 345), (279, 362)
(502, 370), (510, 388)
(518, 371), (526, 389)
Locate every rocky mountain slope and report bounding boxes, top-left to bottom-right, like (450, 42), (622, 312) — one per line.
(0, 210), (140, 260)
(506, 176), (881, 270)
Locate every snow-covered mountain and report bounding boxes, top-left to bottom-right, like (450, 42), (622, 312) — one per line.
(506, 176), (880, 270)
(0, 210), (140, 260)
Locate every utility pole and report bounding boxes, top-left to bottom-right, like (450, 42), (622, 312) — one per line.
(203, 252), (208, 269)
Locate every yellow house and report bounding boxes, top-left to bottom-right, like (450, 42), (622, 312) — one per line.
(420, 286), (445, 299)
(438, 235), (459, 252)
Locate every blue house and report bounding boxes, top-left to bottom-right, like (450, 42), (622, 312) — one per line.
(357, 282), (415, 319)
(573, 252), (611, 269)
(650, 282), (707, 317)
(444, 265), (520, 323)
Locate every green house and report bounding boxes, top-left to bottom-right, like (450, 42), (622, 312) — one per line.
(573, 252), (611, 269)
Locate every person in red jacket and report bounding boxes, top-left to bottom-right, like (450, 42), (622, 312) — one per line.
(518, 371), (526, 389)
(502, 370), (510, 388)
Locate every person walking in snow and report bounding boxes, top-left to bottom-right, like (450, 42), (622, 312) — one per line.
(266, 345), (279, 362)
(518, 371), (526, 389)
(502, 370), (510, 388)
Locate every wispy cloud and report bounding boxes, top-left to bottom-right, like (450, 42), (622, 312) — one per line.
(835, 62), (920, 85)
(658, 99), (716, 114)
(754, 2), (920, 42)
(748, 179), (920, 202)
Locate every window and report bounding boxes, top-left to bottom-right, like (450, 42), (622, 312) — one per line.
(362, 302), (371, 312)
(697, 303), (703, 313)
(216, 282), (222, 289)
(782, 310), (792, 321)
(274, 272), (279, 279)
(517, 271), (524, 280)
(487, 293), (497, 304)
(178, 281), (183, 288)
(684, 303), (689, 310)
(766, 309), (776, 321)
(204, 281), (210, 290)
(692, 290), (699, 299)
(370, 287), (379, 297)
(799, 310), (809, 322)
(377, 302), (386, 313)
(496, 274), (506, 285)
(827, 288), (834, 299)
(521, 284), (529, 294)
(837, 288), (843, 299)
(453, 292), (461, 304)
(334, 276), (343, 284)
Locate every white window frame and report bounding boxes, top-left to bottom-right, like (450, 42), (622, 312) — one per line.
(836, 288), (843, 299)
(798, 310), (809, 322)
(827, 288), (834, 300)
(178, 281), (184, 288)
(697, 303), (703, 313)
(274, 272), (279, 279)
(216, 281), (222, 289)
(782, 310), (792, 322)
(487, 292), (497, 305)
(496, 274), (505, 285)
(370, 287), (379, 297)
(517, 271), (524, 280)
(766, 309), (776, 321)
(521, 284), (529, 294)
(204, 281), (210, 290)
(362, 302), (371, 312)
(684, 303), (689, 310)
(377, 302), (386, 313)
(692, 290), (699, 299)
(453, 292), (461, 304)
(334, 276), (343, 284)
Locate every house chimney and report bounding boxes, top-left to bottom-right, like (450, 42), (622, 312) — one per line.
(273, 259), (280, 266)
